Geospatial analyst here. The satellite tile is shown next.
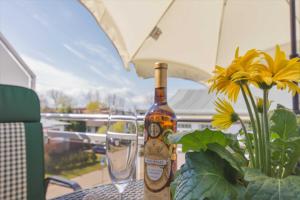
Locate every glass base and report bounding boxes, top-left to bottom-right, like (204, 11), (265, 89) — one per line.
(114, 181), (129, 194)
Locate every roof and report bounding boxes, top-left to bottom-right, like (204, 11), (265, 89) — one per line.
(0, 32), (36, 89)
(169, 87), (294, 115)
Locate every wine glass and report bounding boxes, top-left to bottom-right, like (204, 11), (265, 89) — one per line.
(106, 100), (138, 199)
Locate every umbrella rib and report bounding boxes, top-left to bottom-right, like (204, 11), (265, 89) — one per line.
(214, 0), (228, 66)
(131, 0), (176, 61)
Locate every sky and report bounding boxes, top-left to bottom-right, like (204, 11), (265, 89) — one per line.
(0, 0), (203, 108)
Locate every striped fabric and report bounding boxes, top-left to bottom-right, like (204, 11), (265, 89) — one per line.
(0, 123), (27, 200)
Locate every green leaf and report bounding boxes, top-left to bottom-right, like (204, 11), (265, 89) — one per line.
(168, 128), (228, 152)
(224, 133), (248, 166)
(270, 108), (298, 139)
(172, 151), (245, 200)
(269, 108), (300, 177)
(244, 168), (300, 200)
(271, 137), (300, 177)
(208, 144), (244, 175)
(270, 107), (300, 178)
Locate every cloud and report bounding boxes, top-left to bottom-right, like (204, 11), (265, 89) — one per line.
(32, 14), (51, 30)
(62, 42), (133, 86)
(21, 54), (94, 94)
(89, 65), (109, 80)
(63, 44), (87, 59)
(75, 40), (122, 71)
(21, 55), (148, 107)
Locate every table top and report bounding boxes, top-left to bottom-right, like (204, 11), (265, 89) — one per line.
(52, 180), (144, 200)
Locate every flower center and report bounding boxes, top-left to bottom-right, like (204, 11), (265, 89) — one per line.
(231, 113), (239, 123)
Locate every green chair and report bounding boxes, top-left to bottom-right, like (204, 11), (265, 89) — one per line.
(0, 84), (81, 200)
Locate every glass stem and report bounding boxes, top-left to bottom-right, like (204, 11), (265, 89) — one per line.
(239, 117), (255, 167)
(246, 85), (264, 171)
(263, 89), (271, 176)
(240, 85), (258, 168)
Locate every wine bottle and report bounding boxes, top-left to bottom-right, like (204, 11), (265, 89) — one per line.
(144, 62), (177, 200)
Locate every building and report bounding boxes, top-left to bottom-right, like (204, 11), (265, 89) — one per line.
(0, 33), (35, 89)
(86, 120), (107, 133)
(42, 119), (70, 132)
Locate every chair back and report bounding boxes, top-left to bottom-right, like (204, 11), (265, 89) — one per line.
(0, 84), (45, 200)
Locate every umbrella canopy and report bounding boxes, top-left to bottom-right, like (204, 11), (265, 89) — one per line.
(80, 0), (299, 83)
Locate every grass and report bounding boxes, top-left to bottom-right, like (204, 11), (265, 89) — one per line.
(46, 154), (106, 179)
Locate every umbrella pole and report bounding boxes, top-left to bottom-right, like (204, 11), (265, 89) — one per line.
(290, 0), (299, 114)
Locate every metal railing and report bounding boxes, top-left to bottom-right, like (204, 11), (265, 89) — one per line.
(41, 113), (219, 123)
(45, 130), (144, 145)
(42, 113), (249, 146)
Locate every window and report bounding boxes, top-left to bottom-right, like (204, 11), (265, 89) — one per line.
(178, 123), (192, 129)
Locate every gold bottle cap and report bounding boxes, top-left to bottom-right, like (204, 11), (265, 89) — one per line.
(154, 62), (168, 69)
(154, 62), (168, 88)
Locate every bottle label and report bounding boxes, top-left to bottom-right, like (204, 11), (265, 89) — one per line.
(144, 139), (171, 192)
(145, 158), (168, 181)
(148, 122), (161, 137)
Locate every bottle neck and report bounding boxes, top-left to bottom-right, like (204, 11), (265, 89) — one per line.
(155, 87), (167, 104)
(154, 62), (168, 104)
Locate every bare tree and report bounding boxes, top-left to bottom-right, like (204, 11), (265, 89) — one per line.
(48, 90), (63, 110)
(85, 90), (102, 105)
(38, 93), (50, 112)
(47, 90), (73, 113)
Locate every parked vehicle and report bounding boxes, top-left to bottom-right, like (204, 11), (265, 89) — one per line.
(92, 144), (106, 154)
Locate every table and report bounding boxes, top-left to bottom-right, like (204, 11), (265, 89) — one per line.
(51, 180), (144, 200)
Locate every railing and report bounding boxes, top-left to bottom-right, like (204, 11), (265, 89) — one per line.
(41, 113), (219, 122)
(42, 113), (249, 146)
(42, 112), (218, 147)
(45, 130), (144, 145)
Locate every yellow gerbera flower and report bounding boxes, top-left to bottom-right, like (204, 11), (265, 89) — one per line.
(208, 48), (260, 101)
(212, 98), (239, 130)
(251, 45), (300, 94)
(231, 48), (261, 83)
(208, 65), (240, 101)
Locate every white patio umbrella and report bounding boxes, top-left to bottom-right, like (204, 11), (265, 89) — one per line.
(80, 0), (299, 83)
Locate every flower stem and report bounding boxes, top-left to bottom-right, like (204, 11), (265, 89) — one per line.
(263, 89), (271, 176)
(245, 85), (264, 171)
(241, 86), (258, 168)
(239, 117), (255, 167)
(260, 113), (266, 174)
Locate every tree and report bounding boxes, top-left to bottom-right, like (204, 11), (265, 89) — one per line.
(86, 101), (101, 113)
(48, 90), (63, 110)
(97, 125), (107, 134)
(86, 90), (101, 102)
(38, 94), (50, 112)
(66, 121), (86, 132)
(111, 121), (125, 133)
(47, 90), (73, 113)
(58, 105), (72, 113)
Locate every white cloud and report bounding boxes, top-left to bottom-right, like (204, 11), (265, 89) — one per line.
(61, 39), (135, 87)
(32, 14), (51, 30)
(21, 54), (94, 94)
(89, 65), (108, 80)
(63, 44), (86, 59)
(21, 55), (148, 107)
(88, 65), (133, 87)
(75, 40), (122, 71)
